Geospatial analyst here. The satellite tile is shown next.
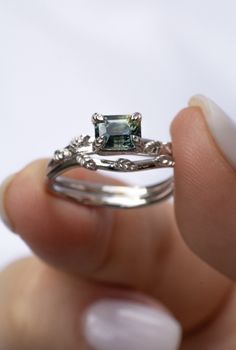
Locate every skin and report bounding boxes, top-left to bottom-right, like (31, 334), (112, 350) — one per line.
(1, 106), (236, 349)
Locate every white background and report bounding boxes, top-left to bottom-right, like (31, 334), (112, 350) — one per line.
(1, 0), (236, 269)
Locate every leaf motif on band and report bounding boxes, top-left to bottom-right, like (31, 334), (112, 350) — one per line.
(155, 155), (175, 167)
(76, 154), (97, 171)
(53, 135), (92, 163)
(53, 148), (72, 162)
(70, 135), (91, 149)
(144, 141), (161, 155)
(114, 158), (137, 171)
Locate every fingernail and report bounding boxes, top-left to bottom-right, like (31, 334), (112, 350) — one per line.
(83, 299), (182, 350)
(189, 94), (236, 169)
(0, 174), (15, 231)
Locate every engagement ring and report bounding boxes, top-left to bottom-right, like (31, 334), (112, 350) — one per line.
(46, 113), (175, 208)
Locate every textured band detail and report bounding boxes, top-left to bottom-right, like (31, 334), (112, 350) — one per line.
(48, 135), (174, 172)
(46, 134), (174, 208)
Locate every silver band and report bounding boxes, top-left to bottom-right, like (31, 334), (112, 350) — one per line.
(46, 114), (175, 209)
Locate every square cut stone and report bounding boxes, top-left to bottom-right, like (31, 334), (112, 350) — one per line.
(95, 115), (141, 151)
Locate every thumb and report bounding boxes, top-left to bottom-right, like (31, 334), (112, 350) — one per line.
(171, 95), (236, 280)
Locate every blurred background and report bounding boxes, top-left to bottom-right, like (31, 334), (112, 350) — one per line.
(1, 0), (236, 269)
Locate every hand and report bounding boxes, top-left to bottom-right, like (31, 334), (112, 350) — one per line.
(0, 95), (236, 350)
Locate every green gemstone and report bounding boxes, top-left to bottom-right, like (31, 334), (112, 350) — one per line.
(95, 115), (141, 151)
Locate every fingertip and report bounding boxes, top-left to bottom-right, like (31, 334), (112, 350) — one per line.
(170, 106), (202, 139)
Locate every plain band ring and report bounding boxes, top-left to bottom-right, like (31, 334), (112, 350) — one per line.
(46, 113), (175, 209)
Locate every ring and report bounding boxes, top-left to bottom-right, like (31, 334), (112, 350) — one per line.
(46, 113), (175, 208)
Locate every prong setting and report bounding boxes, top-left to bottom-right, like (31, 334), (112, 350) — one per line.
(130, 135), (144, 151)
(93, 135), (106, 151)
(130, 112), (142, 122)
(131, 135), (141, 143)
(92, 113), (104, 124)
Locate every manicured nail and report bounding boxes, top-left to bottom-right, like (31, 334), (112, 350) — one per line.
(83, 299), (182, 350)
(0, 174), (15, 231)
(189, 95), (236, 169)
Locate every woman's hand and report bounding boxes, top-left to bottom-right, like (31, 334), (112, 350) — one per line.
(1, 95), (236, 350)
